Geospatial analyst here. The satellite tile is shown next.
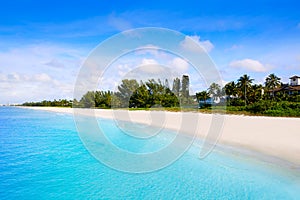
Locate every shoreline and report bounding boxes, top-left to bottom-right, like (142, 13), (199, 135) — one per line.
(19, 106), (300, 167)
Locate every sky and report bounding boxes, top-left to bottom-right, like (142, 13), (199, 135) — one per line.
(0, 0), (300, 104)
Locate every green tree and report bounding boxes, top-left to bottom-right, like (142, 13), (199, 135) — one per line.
(237, 74), (254, 106)
(116, 79), (139, 107)
(208, 83), (222, 102)
(130, 83), (150, 108)
(265, 73), (281, 98)
(224, 81), (237, 97)
(79, 91), (96, 108)
(95, 91), (112, 108)
(196, 91), (209, 104)
(72, 99), (80, 107)
(129, 79), (179, 108)
(248, 84), (263, 103)
(224, 81), (237, 104)
(161, 87), (179, 107)
(146, 79), (164, 105)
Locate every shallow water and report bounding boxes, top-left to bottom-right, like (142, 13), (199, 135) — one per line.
(0, 107), (299, 199)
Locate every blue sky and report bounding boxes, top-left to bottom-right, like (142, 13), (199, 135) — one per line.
(0, 0), (300, 104)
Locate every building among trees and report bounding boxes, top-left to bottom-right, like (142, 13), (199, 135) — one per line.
(270, 75), (300, 96)
(290, 75), (300, 86)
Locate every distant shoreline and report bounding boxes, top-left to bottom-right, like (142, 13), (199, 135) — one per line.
(14, 103), (300, 118)
(19, 106), (300, 167)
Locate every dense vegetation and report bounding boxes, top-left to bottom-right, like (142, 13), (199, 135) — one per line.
(22, 99), (73, 107)
(21, 73), (300, 117)
(73, 77), (192, 109)
(196, 73), (300, 117)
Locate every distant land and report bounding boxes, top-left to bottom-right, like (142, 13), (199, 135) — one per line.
(20, 73), (300, 117)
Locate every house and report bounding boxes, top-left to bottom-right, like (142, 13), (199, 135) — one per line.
(272, 76), (300, 95)
(290, 75), (300, 86)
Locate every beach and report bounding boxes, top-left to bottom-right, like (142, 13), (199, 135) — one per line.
(20, 106), (300, 166)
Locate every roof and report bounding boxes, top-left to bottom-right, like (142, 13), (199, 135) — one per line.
(289, 85), (300, 91)
(289, 75), (300, 79)
(270, 85), (300, 92)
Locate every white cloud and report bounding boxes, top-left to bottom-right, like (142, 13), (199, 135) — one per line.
(229, 59), (268, 72)
(136, 44), (160, 50)
(0, 44), (85, 104)
(117, 64), (131, 77)
(134, 65), (165, 75)
(134, 44), (160, 56)
(141, 58), (158, 65)
(1, 73), (52, 83)
(136, 59), (165, 74)
(33, 73), (52, 82)
(169, 57), (189, 73)
(180, 35), (214, 53)
(7, 73), (21, 81)
(0, 72), (74, 104)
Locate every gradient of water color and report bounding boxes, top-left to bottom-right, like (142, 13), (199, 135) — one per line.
(0, 107), (299, 199)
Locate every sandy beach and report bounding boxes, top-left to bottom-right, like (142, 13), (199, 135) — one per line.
(20, 106), (300, 166)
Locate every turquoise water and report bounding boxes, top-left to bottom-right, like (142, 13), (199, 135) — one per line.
(0, 107), (299, 199)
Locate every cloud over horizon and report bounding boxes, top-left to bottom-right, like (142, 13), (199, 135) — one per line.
(229, 59), (269, 72)
(0, 44), (85, 104)
(180, 35), (214, 53)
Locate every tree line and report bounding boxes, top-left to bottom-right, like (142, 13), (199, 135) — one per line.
(73, 75), (191, 109)
(22, 75), (192, 109)
(21, 73), (300, 117)
(196, 73), (300, 116)
(22, 99), (73, 107)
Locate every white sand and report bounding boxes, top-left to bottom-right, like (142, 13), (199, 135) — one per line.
(20, 106), (300, 166)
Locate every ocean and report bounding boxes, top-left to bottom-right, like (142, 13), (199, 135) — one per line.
(0, 107), (299, 199)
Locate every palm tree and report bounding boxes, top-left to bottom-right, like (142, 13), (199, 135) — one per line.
(224, 81), (237, 103)
(237, 74), (254, 106)
(249, 84), (263, 103)
(265, 73), (281, 98)
(208, 83), (222, 102)
(196, 91), (209, 104)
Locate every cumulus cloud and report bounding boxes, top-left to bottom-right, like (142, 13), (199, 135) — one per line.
(6, 73), (21, 81)
(134, 44), (160, 56)
(141, 58), (158, 65)
(132, 65), (166, 75)
(111, 57), (189, 84)
(229, 59), (268, 72)
(0, 44), (84, 104)
(0, 72), (74, 104)
(134, 59), (165, 75)
(116, 64), (131, 77)
(2, 73), (52, 83)
(180, 35), (214, 53)
(169, 57), (189, 73)
(33, 73), (52, 82)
